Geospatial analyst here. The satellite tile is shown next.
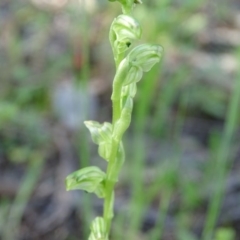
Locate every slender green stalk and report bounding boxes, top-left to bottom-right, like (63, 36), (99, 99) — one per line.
(65, 1), (163, 239)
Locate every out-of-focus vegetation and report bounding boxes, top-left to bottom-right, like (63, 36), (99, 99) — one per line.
(0, 0), (240, 239)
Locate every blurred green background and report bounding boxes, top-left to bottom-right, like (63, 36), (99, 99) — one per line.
(0, 0), (240, 239)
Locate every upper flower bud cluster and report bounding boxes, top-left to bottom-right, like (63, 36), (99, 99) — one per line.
(110, 15), (141, 63)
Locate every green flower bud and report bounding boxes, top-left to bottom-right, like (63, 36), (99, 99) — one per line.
(112, 15), (142, 42)
(98, 142), (112, 162)
(121, 83), (137, 110)
(110, 15), (141, 57)
(120, 95), (133, 125)
(84, 121), (113, 161)
(113, 44), (162, 87)
(128, 44), (163, 72)
(89, 217), (108, 240)
(98, 122), (113, 143)
(65, 166), (106, 198)
(113, 58), (142, 88)
(123, 64), (142, 86)
(121, 82), (137, 98)
(84, 121), (112, 145)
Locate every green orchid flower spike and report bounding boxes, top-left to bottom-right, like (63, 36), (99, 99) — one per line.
(65, 0), (163, 239)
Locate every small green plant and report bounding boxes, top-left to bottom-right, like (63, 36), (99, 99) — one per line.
(65, 0), (163, 239)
